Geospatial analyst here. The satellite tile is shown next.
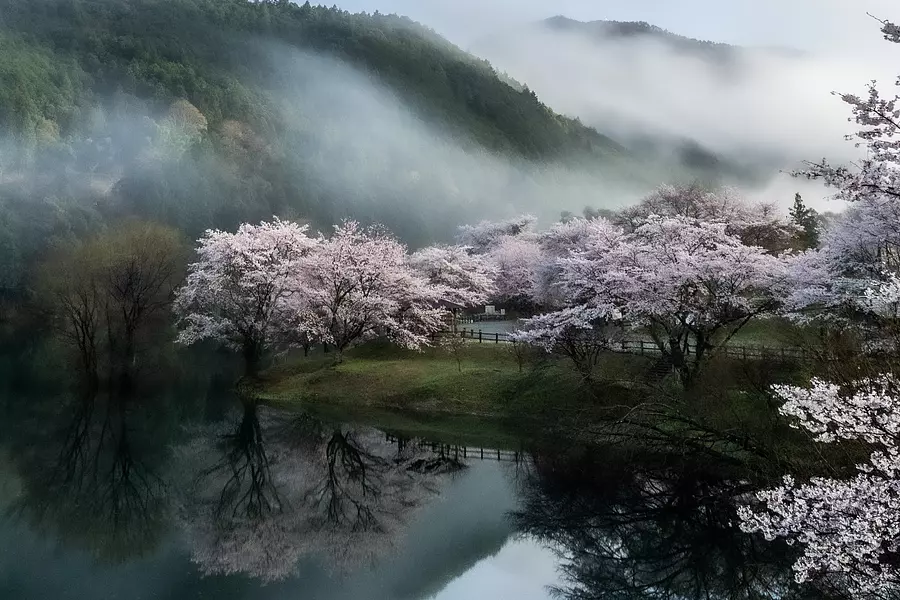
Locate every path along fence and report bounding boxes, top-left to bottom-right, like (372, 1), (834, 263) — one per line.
(434, 328), (813, 363)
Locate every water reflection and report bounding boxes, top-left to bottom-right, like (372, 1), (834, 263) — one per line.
(8, 392), (169, 561)
(0, 390), (816, 599)
(513, 449), (815, 600)
(173, 399), (466, 581)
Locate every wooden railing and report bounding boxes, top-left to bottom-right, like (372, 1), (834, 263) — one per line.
(435, 329), (812, 363)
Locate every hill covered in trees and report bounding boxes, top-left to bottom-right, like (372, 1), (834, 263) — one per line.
(0, 0), (624, 161)
(0, 0), (747, 302)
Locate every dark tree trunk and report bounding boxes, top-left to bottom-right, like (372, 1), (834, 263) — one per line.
(243, 340), (262, 378)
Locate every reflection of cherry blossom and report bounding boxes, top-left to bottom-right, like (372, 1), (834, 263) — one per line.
(175, 404), (459, 582)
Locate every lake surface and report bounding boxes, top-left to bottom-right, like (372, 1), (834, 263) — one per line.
(0, 388), (799, 600)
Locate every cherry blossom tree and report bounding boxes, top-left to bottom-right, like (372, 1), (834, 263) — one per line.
(408, 244), (497, 309)
(800, 17), (900, 206)
(300, 221), (446, 362)
(771, 18), (900, 366)
(455, 214), (536, 253)
(485, 234), (543, 307)
(173, 218), (318, 375)
(518, 216), (783, 386)
(616, 183), (795, 253)
(737, 22), (900, 599)
(532, 217), (620, 308)
(780, 195), (900, 325)
(453, 214), (544, 307)
(738, 376), (900, 598)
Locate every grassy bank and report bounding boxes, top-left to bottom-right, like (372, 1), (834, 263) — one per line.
(253, 340), (842, 477)
(256, 343), (599, 419)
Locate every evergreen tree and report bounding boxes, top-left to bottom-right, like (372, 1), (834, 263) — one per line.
(789, 193), (819, 249)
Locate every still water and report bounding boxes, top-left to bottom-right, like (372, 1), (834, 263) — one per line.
(0, 390), (798, 600)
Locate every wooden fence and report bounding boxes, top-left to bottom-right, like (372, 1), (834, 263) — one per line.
(436, 328), (812, 363)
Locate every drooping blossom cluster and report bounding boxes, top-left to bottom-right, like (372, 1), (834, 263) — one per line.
(738, 376), (900, 598)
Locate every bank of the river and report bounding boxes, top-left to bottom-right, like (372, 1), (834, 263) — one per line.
(252, 340), (839, 475)
(255, 344), (598, 420)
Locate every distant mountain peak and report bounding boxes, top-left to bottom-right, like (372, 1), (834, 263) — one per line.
(541, 16), (735, 57)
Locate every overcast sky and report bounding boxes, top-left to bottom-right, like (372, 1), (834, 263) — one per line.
(334, 0), (898, 56)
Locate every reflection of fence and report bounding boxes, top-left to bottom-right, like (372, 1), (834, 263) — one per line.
(386, 434), (524, 463)
(434, 329), (812, 363)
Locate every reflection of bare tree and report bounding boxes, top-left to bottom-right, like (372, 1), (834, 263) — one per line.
(9, 393), (168, 561)
(212, 401), (283, 521)
(512, 449), (819, 600)
(176, 402), (461, 582)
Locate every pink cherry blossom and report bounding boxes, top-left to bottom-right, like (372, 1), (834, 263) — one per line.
(173, 218), (318, 373)
(299, 221), (446, 360)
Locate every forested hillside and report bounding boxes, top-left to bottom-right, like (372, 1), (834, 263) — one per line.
(0, 0), (747, 307)
(0, 0), (622, 159)
(0, 0), (651, 298)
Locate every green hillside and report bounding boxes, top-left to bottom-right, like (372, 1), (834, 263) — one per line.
(0, 0), (652, 295)
(0, 0), (622, 159)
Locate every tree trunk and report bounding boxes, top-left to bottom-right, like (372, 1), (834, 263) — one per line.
(243, 341), (261, 378)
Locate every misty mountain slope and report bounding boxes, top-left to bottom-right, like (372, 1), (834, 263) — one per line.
(471, 15), (848, 187)
(0, 0), (625, 162)
(0, 0), (753, 299)
(543, 16), (736, 60)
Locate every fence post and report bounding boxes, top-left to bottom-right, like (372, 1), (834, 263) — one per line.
(742, 346), (747, 360)
(495, 332), (499, 344)
(479, 330), (483, 343)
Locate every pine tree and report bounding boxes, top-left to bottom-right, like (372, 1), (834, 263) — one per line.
(789, 193), (820, 249)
